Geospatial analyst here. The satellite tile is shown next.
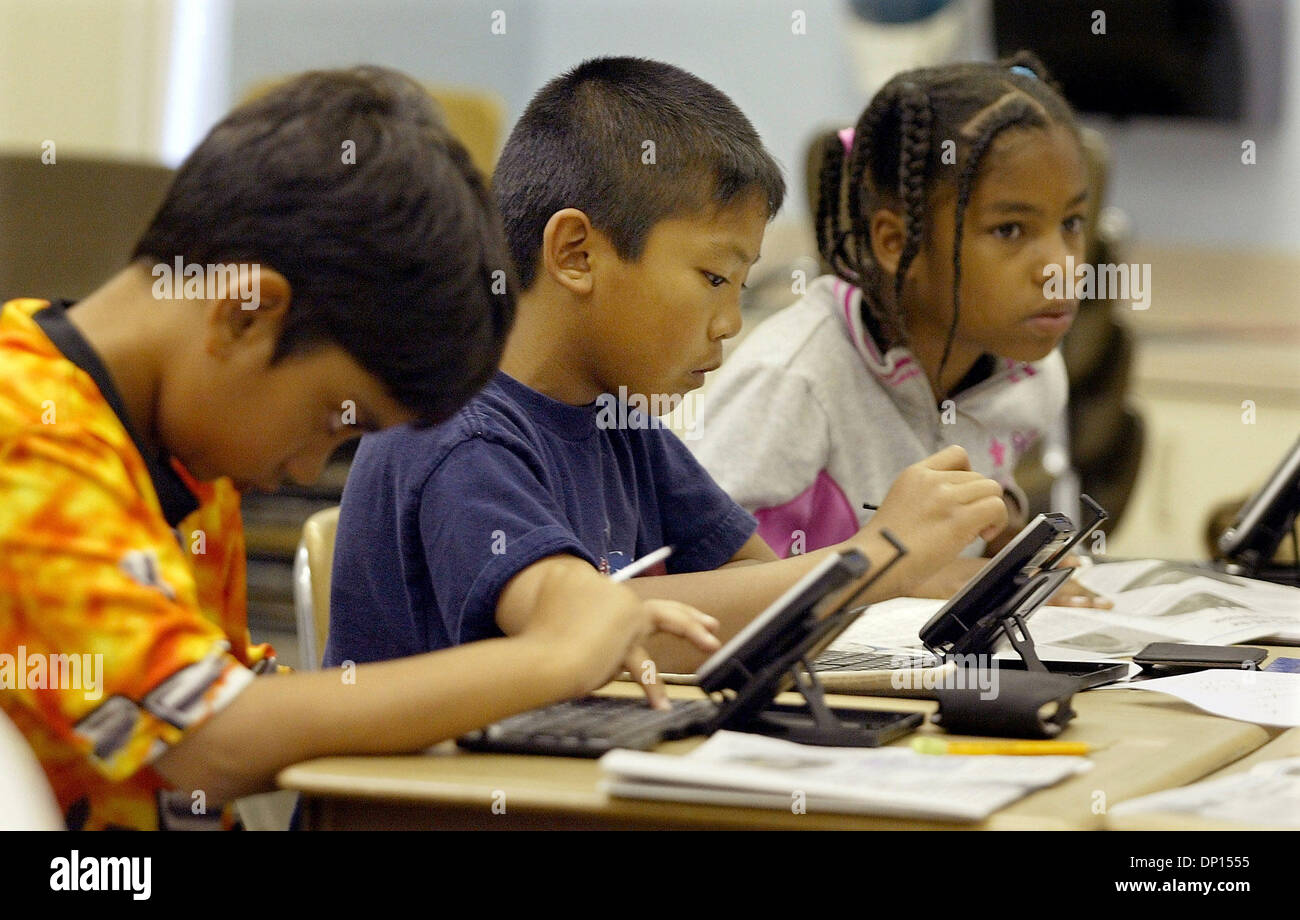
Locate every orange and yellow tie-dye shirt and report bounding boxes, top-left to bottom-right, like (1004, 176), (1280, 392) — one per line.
(0, 298), (276, 830)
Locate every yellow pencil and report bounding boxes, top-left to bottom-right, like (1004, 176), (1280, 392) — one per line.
(912, 736), (1090, 756)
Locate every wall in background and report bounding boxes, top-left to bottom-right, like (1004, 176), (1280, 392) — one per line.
(0, 0), (175, 160)
(1090, 2), (1300, 251)
(2, 0), (1295, 248)
(222, 0), (1299, 249)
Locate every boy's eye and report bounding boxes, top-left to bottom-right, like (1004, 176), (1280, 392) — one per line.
(1063, 215), (1086, 235)
(701, 270), (728, 288)
(992, 222), (1023, 241)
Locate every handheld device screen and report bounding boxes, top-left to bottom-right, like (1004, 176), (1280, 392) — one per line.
(696, 551), (868, 693)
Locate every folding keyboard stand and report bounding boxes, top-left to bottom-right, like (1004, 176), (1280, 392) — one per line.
(709, 600), (924, 747)
(946, 567), (1128, 688)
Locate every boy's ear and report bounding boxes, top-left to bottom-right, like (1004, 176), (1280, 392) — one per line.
(202, 266), (292, 359)
(540, 208), (595, 296)
(868, 207), (906, 276)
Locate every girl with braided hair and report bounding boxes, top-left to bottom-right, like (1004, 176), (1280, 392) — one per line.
(694, 53), (1090, 577)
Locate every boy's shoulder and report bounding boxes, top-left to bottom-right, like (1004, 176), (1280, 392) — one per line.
(1, 299), (78, 418)
(352, 372), (615, 483)
(1, 299), (135, 440)
(355, 374), (520, 471)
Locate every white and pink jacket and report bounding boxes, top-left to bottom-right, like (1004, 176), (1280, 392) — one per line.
(690, 274), (1068, 557)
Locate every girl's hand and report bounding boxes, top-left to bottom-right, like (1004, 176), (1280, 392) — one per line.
(1047, 555), (1112, 608)
(1046, 577), (1112, 608)
(910, 553), (1113, 609)
(857, 446), (1008, 594)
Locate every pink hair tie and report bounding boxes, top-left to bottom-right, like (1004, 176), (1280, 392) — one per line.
(837, 127), (855, 154)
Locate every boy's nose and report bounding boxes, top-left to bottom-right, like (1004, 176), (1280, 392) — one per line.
(710, 296), (743, 341)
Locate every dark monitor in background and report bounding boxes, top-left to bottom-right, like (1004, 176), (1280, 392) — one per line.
(1218, 437), (1300, 585)
(992, 0), (1287, 126)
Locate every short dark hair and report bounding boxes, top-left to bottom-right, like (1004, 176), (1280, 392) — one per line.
(815, 51), (1080, 382)
(132, 65), (514, 425)
(494, 56), (786, 289)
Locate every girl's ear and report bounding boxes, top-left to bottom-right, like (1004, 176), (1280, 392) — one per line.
(869, 207), (906, 276)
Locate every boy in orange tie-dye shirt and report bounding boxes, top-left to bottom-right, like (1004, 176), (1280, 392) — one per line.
(0, 67), (717, 830)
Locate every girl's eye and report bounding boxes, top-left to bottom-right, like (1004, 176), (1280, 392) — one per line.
(702, 270), (727, 288)
(993, 223), (1023, 241)
(1063, 215), (1086, 235)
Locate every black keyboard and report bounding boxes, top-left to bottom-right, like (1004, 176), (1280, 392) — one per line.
(813, 648), (940, 672)
(457, 696), (719, 758)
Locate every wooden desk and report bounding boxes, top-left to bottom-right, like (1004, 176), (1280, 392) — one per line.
(1105, 727), (1300, 831)
(280, 680), (1277, 831)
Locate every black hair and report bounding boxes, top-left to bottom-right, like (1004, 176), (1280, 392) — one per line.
(132, 65), (514, 425)
(815, 51), (1080, 386)
(494, 56), (786, 289)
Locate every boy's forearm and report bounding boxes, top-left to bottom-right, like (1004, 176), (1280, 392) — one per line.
(494, 554), (617, 636)
(154, 635), (576, 804)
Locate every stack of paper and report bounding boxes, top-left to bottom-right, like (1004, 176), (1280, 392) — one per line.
(599, 730), (1090, 822)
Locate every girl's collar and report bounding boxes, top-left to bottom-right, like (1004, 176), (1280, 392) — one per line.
(826, 276), (926, 389)
(822, 275), (1036, 397)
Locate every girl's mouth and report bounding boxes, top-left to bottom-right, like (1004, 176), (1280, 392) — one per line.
(1024, 308), (1076, 336)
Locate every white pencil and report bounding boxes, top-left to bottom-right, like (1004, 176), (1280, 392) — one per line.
(609, 545), (674, 582)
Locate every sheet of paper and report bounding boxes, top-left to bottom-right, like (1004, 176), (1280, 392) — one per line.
(1111, 757), (1300, 827)
(1006, 607), (1177, 658)
(829, 596), (943, 652)
(1076, 559), (1300, 611)
(1108, 668), (1300, 727)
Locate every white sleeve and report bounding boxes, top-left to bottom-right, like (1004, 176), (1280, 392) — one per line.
(688, 360), (831, 514)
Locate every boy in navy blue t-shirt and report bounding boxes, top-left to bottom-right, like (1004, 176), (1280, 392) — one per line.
(329, 57), (1010, 677)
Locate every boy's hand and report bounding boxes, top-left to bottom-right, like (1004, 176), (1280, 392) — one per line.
(852, 446), (1008, 594)
(514, 560), (720, 709)
(619, 600), (721, 709)
(1045, 578), (1112, 608)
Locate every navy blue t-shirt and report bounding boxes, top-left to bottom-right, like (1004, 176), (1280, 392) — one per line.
(324, 372), (757, 665)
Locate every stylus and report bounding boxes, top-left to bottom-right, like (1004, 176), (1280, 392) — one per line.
(610, 545), (674, 582)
